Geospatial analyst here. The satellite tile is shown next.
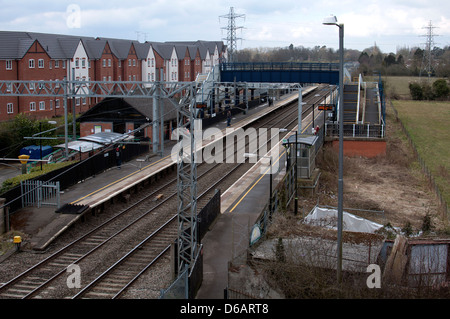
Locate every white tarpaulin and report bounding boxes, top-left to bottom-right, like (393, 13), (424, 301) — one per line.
(304, 206), (383, 234)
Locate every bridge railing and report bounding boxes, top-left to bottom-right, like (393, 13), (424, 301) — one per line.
(325, 123), (385, 139)
(220, 62), (339, 72)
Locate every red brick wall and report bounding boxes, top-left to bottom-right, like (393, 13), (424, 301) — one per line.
(331, 139), (387, 158)
(80, 122), (113, 137)
(16, 41), (67, 120)
(124, 43), (141, 83)
(0, 59), (19, 121)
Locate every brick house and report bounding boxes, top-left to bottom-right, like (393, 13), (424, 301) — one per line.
(0, 31), (227, 123)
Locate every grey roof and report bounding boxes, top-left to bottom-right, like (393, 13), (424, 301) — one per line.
(123, 97), (178, 121)
(150, 42), (174, 60)
(0, 31), (225, 62)
(0, 31), (33, 59)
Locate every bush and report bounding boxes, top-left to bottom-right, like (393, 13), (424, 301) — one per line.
(0, 161), (75, 193)
(409, 79), (450, 100)
(409, 82), (423, 100)
(432, 79), (450, 99)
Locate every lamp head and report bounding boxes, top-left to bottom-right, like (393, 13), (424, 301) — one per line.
(323, 15), (338, 25)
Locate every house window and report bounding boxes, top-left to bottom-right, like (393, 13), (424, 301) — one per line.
(148, 59), (151, 67)
(7, 103), (13, 114)
(29, 59), (35, 68)
(38, 59), (44, 68)
(55, 60), (60, 68)
(50, 100), (53, 110)
(55, 99), (60, 108)
(82, 97), (86, 105)
(82, 58), (86, 68)
(94, 125), (102, 133)
(63, 60), (66, 69)
(133, 59), (136, 66)
(75, 58), (79, 68)
(39, 101), (45, 110)
(6, 60), (12, 70)
(118, 60), (121, 68)
(108, 76), (112, 81)
(128, 59), (131, 66)
(30, 102), (36, 111)
(108, 59), (111, 67)
(49, 60), (52, 69)
(151, 58), (154, 67)
(29, 82), (35, 90)
(103, 59), (106, 67)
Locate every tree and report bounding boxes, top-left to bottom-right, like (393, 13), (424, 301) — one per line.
(409, 82), (423, 100)
(432, 79), (450, 99)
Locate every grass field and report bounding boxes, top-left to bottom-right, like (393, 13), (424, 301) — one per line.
(392, 99), (450, 207)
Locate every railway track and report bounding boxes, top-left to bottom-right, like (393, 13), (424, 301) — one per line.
(0, 86), (330, 299)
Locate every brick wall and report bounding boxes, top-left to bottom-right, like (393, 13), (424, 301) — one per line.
(80, 122), (113, 137)
(332, 139), (387, 158)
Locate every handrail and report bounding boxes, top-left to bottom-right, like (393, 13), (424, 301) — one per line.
(356, 74), (362, 123)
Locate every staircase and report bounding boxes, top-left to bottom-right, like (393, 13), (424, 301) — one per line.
(195, 65), (220, 108)
(343, 84), (358, 124)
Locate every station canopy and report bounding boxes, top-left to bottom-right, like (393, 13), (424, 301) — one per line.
(56, 132), (129, 153)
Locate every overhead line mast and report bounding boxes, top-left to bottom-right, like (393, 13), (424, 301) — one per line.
(220, 7), (245, 63)
(420, 20), (439, 79)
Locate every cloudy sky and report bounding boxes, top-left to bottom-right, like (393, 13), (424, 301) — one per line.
(1, 0), (449, 53)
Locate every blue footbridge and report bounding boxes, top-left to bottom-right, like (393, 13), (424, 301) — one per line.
(195, 62), (385, 137)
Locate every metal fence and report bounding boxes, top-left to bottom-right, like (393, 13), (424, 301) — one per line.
(20, 180), (60, 208)
(220, 62), (339, 72)
(159, 265), (189, 299)
(325, 123), (385, 139)
(1, 143), (149, 217)
(390, 101), (449, 218)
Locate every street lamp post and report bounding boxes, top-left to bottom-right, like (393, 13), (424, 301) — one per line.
(323, 15), (344, 283)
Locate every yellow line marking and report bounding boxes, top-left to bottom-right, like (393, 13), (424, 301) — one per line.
(229, 150), (286, 213)
(70, 96), (317, 205)
(228, 110), (323, 213)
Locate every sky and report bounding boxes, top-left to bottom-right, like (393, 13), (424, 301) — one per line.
(1, 0), (449, 54)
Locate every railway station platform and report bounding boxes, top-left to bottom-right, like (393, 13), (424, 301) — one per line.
(197, 98), (325, 299)
(7, 87), (316, 252)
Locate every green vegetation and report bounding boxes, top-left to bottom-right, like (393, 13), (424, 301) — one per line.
(0, 161), (75, 194)
(392, 99), (450, 206)
(0, 113), (78, 159)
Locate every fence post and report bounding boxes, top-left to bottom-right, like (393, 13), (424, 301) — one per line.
(56, 181), (60, 208)
(37, 180), (42, 208)
(20, 181), (24, 208)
